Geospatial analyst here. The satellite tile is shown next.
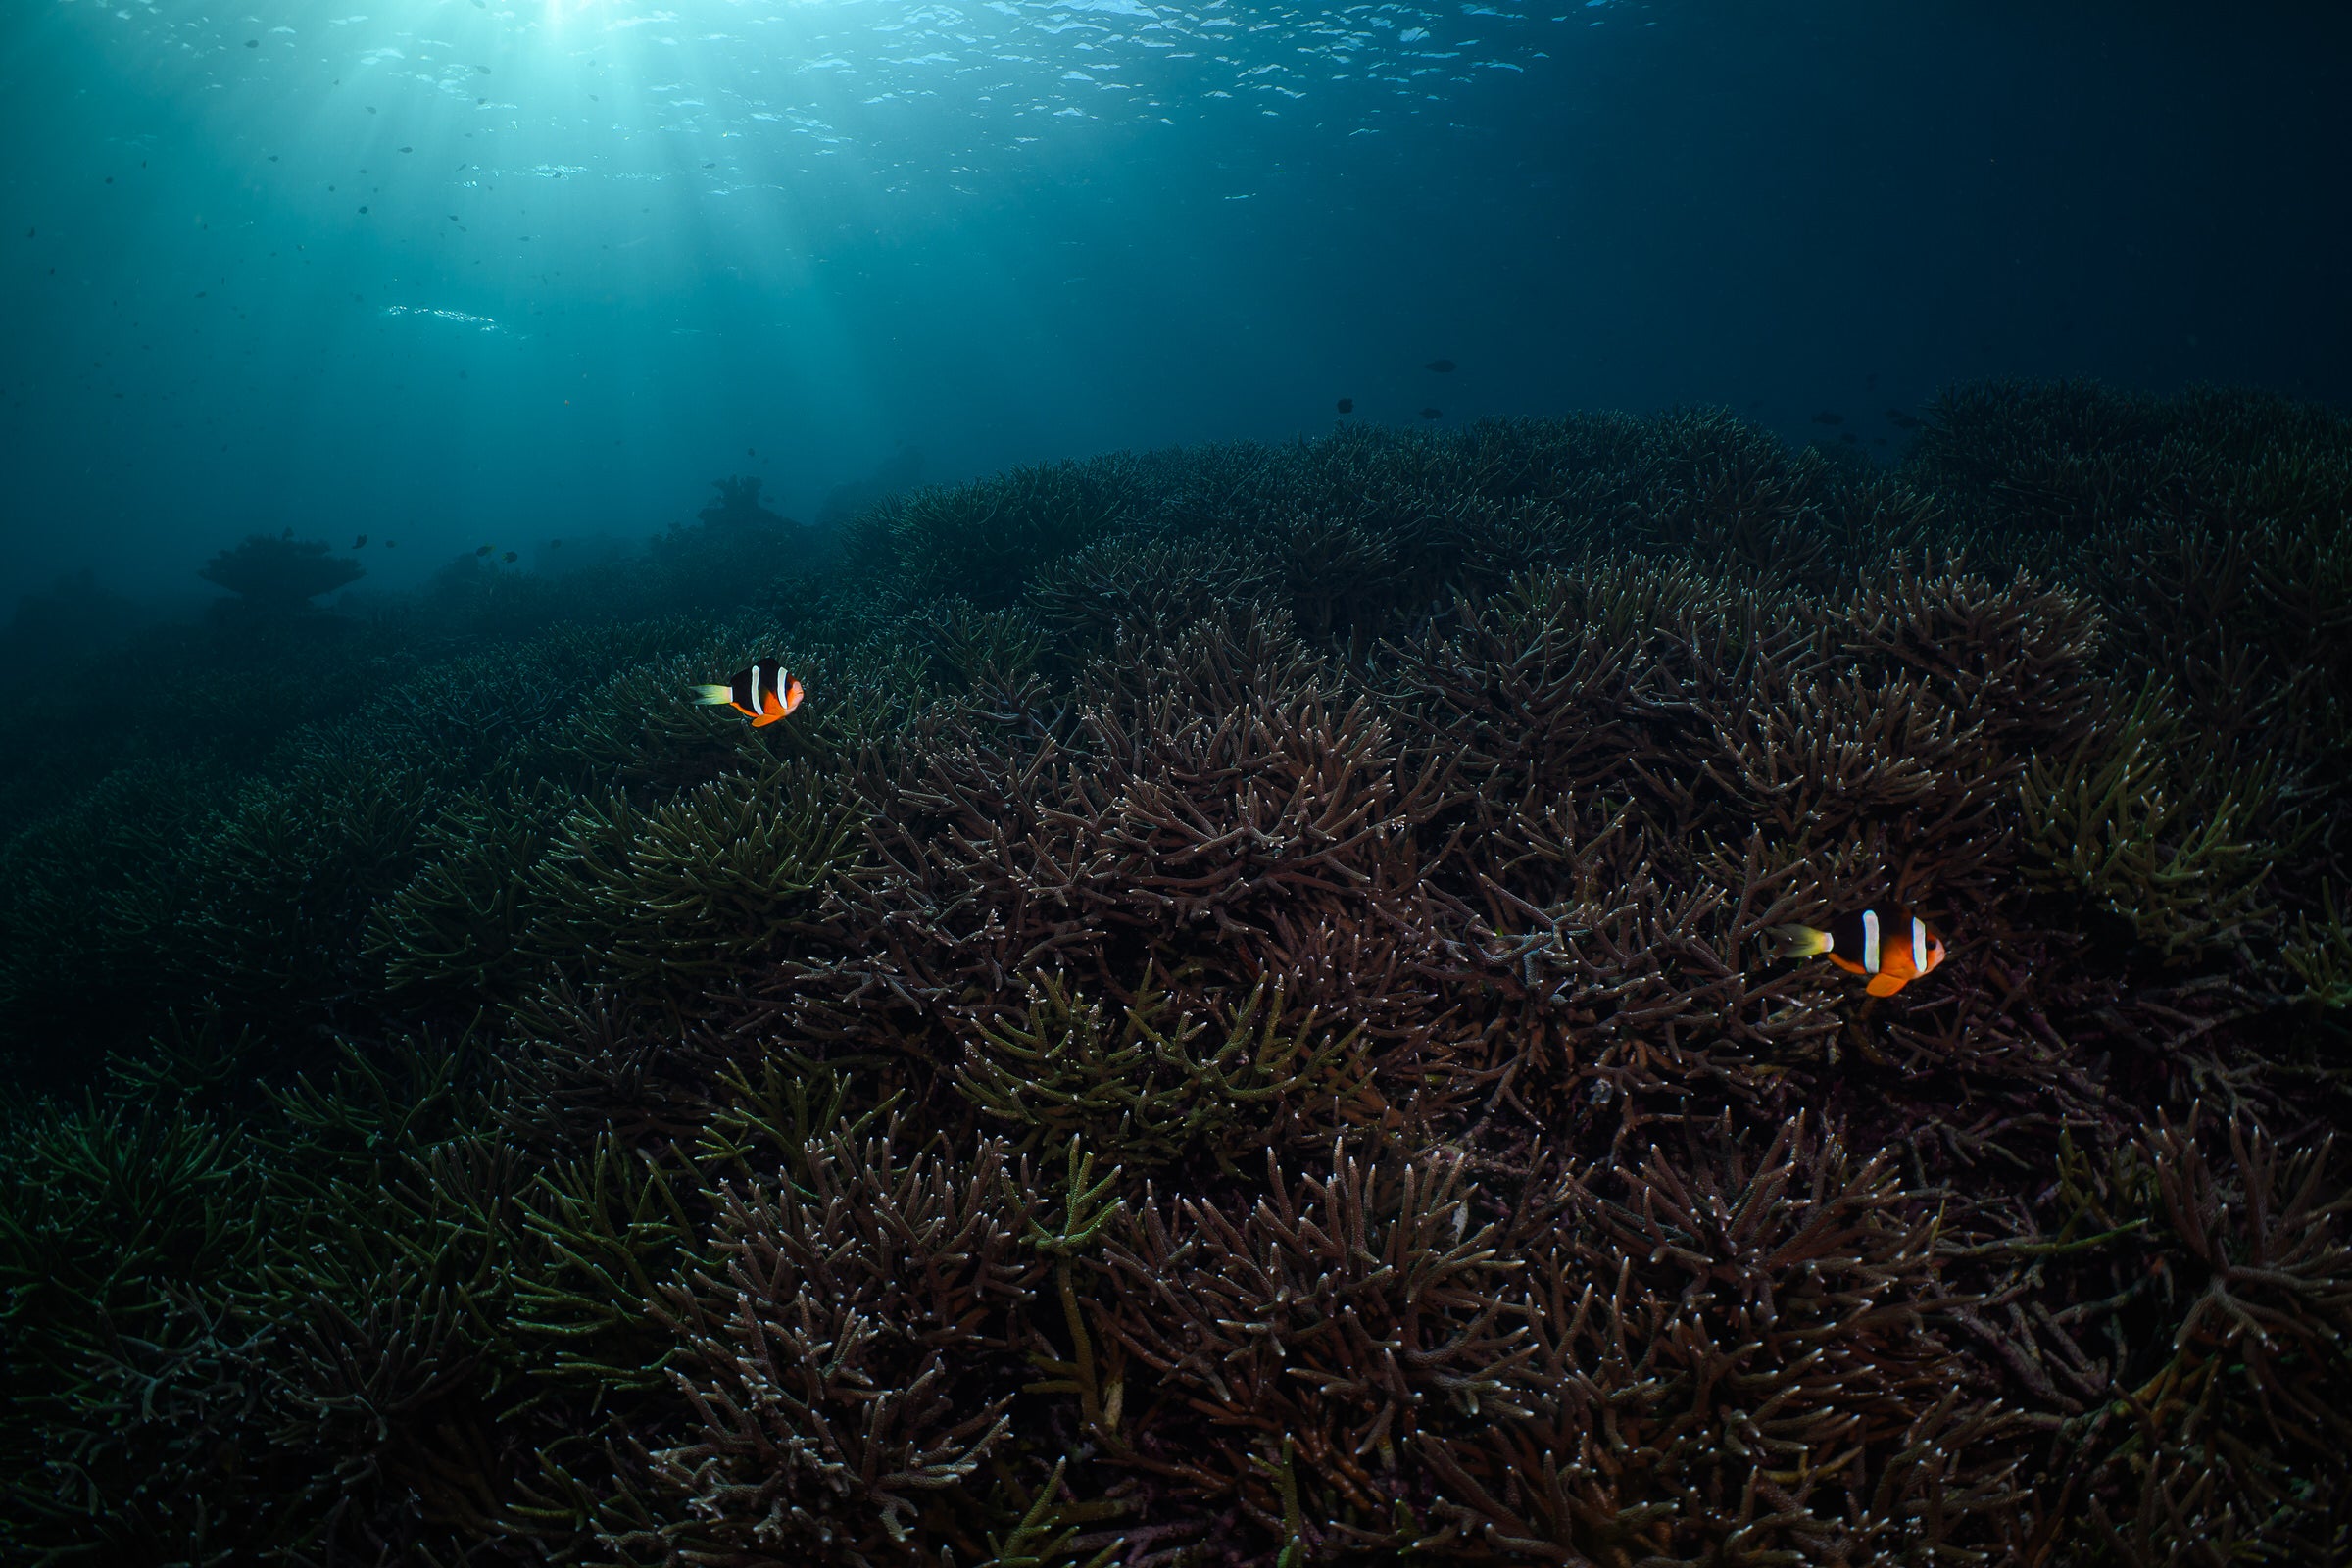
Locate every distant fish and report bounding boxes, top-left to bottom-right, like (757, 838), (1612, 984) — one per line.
(1839, 431), (1858, 444)
(1336, 397), (1353, 414)
(550, 538), (563, 548)
(385, 539), (397, 548)
(476, 544), (492, 556)
(352, 534), (367, 549)
(1419, 407), (1442, 420)
(1424, 359), (1456, 373)
(1771, 909), (1946, 998)
(747, 446), (757, 456)
(1885, 407), (1924, 430)
(1810, 411), (1844, 425)
(692, 662), (804, 728)
(503, 550), (517, 563)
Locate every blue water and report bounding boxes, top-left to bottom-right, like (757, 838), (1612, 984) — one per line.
(3, 0), (2346, 611)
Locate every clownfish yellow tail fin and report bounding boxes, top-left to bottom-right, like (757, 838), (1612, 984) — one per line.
(1768, 923), (1834, 958)
(690, 684), (734, 706)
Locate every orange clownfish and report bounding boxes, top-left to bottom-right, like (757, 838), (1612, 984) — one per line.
(692, 661), (804, 727)
(1770, 909), (1946, 997)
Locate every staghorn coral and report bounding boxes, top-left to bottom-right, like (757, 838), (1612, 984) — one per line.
(0, 1101), (275, 1563)
(952, 966), (1385, 1175)
(521, 758), (867, 998)
(622, 1118), (1046, 1566)
(842, 457), (1145, 613)
(175, 733), (446, 1026)
(1934, 1104), (2352, 1564)
(2020, 680), (2285, 967)
(778, 602), (1459, 1075)
(1028, 533), (1273, 650)
(0, 387), (2348, 1568)
(1423, 1117), (2032, 1565)
(368, 772), (578, 1007)
(1102, 1136), (1539, 1552)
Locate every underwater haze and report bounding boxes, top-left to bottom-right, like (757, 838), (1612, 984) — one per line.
(4, 0), (2349, 608)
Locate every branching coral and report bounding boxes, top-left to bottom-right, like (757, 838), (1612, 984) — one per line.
(1422, 1119), (2033, 1566)
(176, 733), (447, 1025)
(627, 1118), (1045, 1565)
(844, 457), (1145, 613)
(1027, 533), (1271, 650)
(5, 387), (2350, 1568)
(368, 774), (577, 1006)
(0, 1102), (272, 1561)
(1103, 1137), (1537, 1549)
(2020, 681), (2285, 966)
(953, 966), (1383, 1175)
(781, 603), (1455, 1068)
(1937, 1104), (2352, 1563)
(524, 759), (867, 997)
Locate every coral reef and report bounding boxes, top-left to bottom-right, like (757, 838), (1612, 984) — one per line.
(198, 531), (366, 612)
(2, 383), (2348, 1566)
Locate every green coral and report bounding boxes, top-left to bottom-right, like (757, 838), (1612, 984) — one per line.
(2020, 680), (2285, 964)
(0, 1100), (271, 1561)
(522, 759), (867, 993)
(368, 775), (576, 1007)
(953, 967), (1383, 1174)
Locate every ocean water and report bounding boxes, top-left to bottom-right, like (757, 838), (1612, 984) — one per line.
(4, 0), (2347, 611)
(3, 3), (2351, 1564)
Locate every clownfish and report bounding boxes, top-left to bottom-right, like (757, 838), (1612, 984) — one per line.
(692, 662), (805, 727)
(1770, 909), (1946, 997)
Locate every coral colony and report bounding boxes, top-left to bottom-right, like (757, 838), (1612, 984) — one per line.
(2, 382), (2349, 1564)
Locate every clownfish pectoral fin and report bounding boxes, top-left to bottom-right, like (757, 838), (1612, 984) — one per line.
(1767, 923), (1833, 959)
(691, 684), (734, 706)
(1865, 972), (1907, 998)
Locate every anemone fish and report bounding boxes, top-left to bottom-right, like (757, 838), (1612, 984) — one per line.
(1770, 909), (1945, 997)
(693, 661), (804, 727)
